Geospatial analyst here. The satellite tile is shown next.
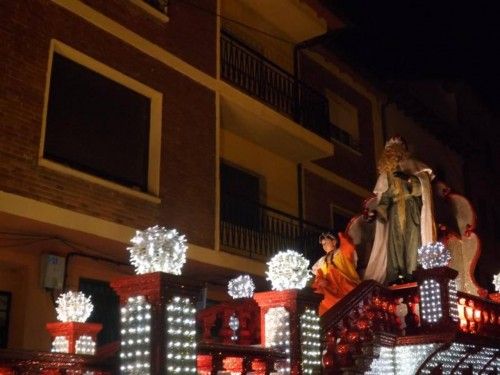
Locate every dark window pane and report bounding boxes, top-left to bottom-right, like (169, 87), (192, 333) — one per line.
(332, 211), (350, 233)
(45, 54), (151, 191)
(220, 162), (260, 229)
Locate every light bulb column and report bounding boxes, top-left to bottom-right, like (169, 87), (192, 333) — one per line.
(46, 321), (102, 354)
(253, 289), (322, 375)
(111, 272), (202, 374)
(414, 266), (459, 332)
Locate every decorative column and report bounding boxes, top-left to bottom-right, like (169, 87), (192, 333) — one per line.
(46, 291), (101, 355)
(415, 242), (459, 332)
(113, 225), (201, 374)
(46, 321), (102, 354)
(253, 289), (322, 375)
(111, 272), (202, 374)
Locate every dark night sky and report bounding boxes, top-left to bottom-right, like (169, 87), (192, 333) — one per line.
(323, 0), (500, 113)
(321, 1), (500, 289)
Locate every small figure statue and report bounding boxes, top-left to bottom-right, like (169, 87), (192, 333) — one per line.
(364, 136), (435, 284)
(312, 232), (361, 315)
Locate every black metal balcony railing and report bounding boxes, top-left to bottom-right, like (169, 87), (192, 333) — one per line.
(221, 31), (331, 140)
(220, 195), (329, 263)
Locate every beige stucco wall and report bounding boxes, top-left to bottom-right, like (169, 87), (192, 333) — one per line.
(220, 129), (298, 216)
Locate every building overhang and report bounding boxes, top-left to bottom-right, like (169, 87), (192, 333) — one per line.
(219, 82), (333, 162)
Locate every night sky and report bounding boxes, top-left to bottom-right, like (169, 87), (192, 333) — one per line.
(319, 0), (500, 289)
(324, 0), (500, 113)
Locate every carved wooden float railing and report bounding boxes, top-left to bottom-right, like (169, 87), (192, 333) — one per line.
(320, 277), (500, 373)
(0, 346), (115, 374)
(457, 291), (500, 337)
(320, 280), (410, 371)
(197, 342), (287, 375)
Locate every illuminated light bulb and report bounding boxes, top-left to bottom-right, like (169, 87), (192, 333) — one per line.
(119, 295), (151, 374)
(165, 296), (197, 374)
(300, 309), (321, 374)
(493, 273), (500, 292)
(227, 274), (255, 299)
(127, 226), (188, 275)
(417, 242), (451, 269)
(265, 307), (291, 374)
(51, 336), (69, 353)
(266, 250), (312, 291)
(56, 291), (94, 323)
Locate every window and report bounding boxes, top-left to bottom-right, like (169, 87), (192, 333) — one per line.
(129, 0), (169, 22)
(220, 162), (261, 229)
(41, 41), (162, 198)
(325, 89), (360, 149)
(0, 292), (11, 349)
(79, 279), (119, 346)
(330, 204), (353, 233)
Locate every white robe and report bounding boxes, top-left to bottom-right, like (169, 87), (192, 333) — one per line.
(364, 159), (434, 283)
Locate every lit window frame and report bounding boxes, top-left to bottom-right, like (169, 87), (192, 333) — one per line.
(40, 39), (162, 203)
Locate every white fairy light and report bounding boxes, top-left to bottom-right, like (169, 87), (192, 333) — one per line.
(300, 308), (321, 374)
(228, 313), (239, 342)
(419, 279), (443, 324)
(227, 274), (255, 299)
(394, 344), (438, 375)
(120, 295), (151, 374)
(366, 346), (394, 374)
(166, 296), (197, 373)
(417, 242), (451, 269)
(75, 335), (96, 355)
(419, 342), (500, 375)
(493, 273), (500, 292)
(127, 226), (188, 275)
(51, 336), (69, 353)
(266, 250), (312, 291)
(365, 344), (438, 375)
(265, 307), (290, 374)
(56, 291), (94, 323)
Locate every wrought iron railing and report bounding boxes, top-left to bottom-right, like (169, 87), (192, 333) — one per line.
(221, 30), (331, 140)
(220, 194), (329, 262)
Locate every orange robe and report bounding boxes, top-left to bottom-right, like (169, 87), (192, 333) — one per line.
(312, 233), (361, 315)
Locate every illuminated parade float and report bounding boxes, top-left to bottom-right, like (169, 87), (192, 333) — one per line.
(0, 172), (498, 375)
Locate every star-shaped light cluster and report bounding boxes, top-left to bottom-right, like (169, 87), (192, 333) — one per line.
(266, 250), (312, 291)
(56, 291), (93, 323)
(227, 274), (255, 299)
(127, 225), (188, 275)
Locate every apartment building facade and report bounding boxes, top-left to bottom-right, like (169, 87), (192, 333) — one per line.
(0, 0), (390, 352)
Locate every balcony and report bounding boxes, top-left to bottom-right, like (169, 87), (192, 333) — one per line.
(220, 194), (329, 263)
(219, 31), (333, 162)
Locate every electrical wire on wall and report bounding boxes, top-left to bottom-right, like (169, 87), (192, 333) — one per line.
(0, 231), (132, 307)
(173, 0), (297, 46)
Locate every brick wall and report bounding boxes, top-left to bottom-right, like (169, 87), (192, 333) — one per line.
(81, 0), (217, 76)
(0, 0), (216, 248)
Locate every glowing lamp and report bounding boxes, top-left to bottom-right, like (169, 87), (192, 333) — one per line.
(127, 226), (188, 275)
(266, 250), (311, 291)
(227, 275), (255, 299)
(56, 291), (93, 323)
(417, 242), (451, 269)
(493, 273), (500, 292)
